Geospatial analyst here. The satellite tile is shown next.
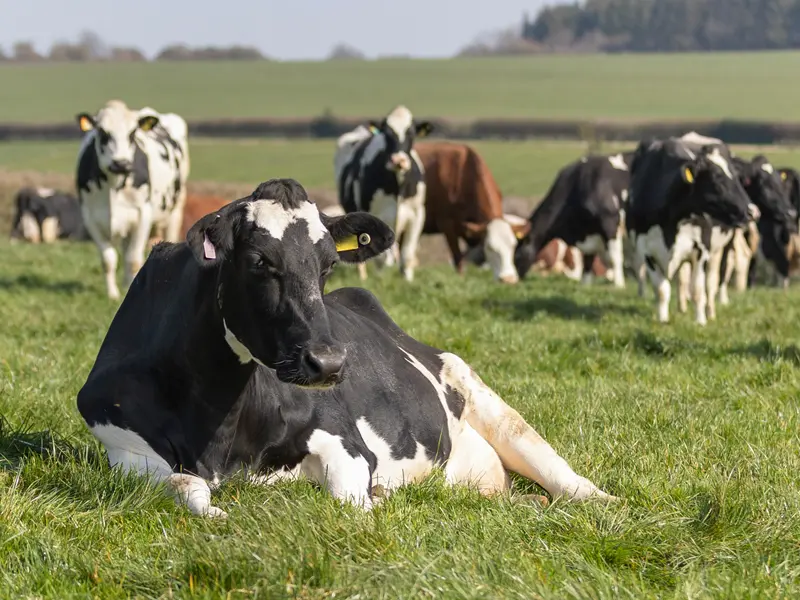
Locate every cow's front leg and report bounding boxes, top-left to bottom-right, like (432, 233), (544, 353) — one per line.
(645, 258), (671, 323)
(607, 234), (626, 288)
(123, 206), (154, 288)
(692, 259), (708, 326)
(398, 197), (426, 282)
(300, 430), (373, 510)
(438, 353), (616, 502)
(581, 254), (595, 285)
(705, 248), (724, 321)
(677, 262), (691, 314)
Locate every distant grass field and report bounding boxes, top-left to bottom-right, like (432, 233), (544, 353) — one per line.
(4, 138), (800, 204)
(2, 52), (800, 122)
(2, 238), (800, 597)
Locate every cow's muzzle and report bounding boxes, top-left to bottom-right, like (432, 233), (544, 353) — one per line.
(278, 344), (347, 389)
(387, 153), (411, 173)
(108, 159), (133, 174)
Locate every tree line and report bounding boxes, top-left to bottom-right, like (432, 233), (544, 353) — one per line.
(521, 0), (800, 53)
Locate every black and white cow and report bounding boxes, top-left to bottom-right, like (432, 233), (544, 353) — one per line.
(75, 100), (190, 300)
(10, 187), (89, 243)
(718, 155), (798, 294)
(628, 132), (752, 325)
(334, 105), (433, 282)
(77, 178), (615, 518)
(514, 151), (634, 287)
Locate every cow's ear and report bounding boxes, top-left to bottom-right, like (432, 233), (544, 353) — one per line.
(463, 221), (488, 241)
(511, 221), (531, 240)
(681, 163), (696, 184)
(77, 113), (96, 132)
(187, 211), (236, 267)
(320, 212), (395, 263)
(415, 121), (434, 138)
(138, 115), (160, 132)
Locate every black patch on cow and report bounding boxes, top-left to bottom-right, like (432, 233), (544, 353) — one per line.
(76, 140), (107, 194)
(10, 188), (90, 241)
(645, 255), (658, 272)
(131, 143), (150, 189)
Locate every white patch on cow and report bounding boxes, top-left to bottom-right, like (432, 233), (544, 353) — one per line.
(40, 217), (59, 243)
(608, 154), (629, 171)
(19, 212), (40, 243)
(301, 429), (373, 509)
(445, 421), (509, 495)
(223, 319), (266, 366)
(502, 213), (528, 227)
(356, 418), (433, 490)
(576, 234), (605, 255)
(621, 190), (629, 204)
(36, 187), (55, 198)
(395, 181), (427, 281)
(321, 203), (346, 217)
(484, 218), (519, 283)
(400, 348), (461, 434)
(385, 105), (413, 142)
(607, 235), (625, 288)
(761, 163), (775, 175)
(245, 199), (327, 243)
(707, 148), (734, 179)
(680, 131), (723, 147)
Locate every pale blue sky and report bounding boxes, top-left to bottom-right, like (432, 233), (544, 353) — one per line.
(1, 0), (565, 60)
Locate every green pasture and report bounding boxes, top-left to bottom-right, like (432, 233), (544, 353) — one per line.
(1, 52), (800, 122)
(1, 237), (800, 598)
(4, 139), (800, 203)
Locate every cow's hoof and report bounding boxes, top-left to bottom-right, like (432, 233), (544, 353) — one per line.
(514, 494), (550, 508)
(499, 274), (519, 284)
(203, 506), (228, 519)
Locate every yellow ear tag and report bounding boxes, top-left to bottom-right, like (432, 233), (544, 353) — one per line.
(79, 116), (93, 132)
(782, 171), (788, 181)
(684, 167), (694, 184)
(335, 234), (359, 252)
(515, 230), (525, 240)
(368, 126), (379, 135)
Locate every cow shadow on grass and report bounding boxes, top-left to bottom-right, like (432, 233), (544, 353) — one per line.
(0, 274), (86, 294)
(483, 295), (647, 322)
(0, 418), (84, 474)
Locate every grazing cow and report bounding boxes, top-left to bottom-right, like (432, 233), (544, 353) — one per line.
(414, 141), (530, 284)
(77, 178), (615, 518)
(334, 106), (432, 282)
(628, 133), (752, 325)
(75, 100), (190, 300)
(179, 194), (231, 239)
(718, 155), (799, 293)
(9, 187), (89, 243)
(514, 152), (634, 287)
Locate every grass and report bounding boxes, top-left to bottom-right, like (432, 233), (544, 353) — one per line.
(4, 138), (800, 203)
(2, 236), (800, 598)
(2, 52), (800, 123)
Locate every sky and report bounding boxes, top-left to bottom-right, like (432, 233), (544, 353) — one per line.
(0, 0), (566, 61)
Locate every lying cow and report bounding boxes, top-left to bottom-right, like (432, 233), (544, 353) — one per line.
(334, 106), (432, 282)
(76, 100), (190, 300)
(415, 141), (530, 284)
(514, 152), (633, 287)
(77, 178), (615, 517)
(10, 187), (89, 243)
(628, 133), (751, 325)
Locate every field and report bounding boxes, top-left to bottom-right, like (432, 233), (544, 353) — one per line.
(2, 239), (800, 598)
(3, 50), (800, 598)
(2, 52), (800, 122)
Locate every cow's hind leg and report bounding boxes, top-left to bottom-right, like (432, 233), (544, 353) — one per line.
(445, 422), (510, 496)
(439, 354), (616, 502)
(607, 234), (626, 288)
(677, 262), (691, 314)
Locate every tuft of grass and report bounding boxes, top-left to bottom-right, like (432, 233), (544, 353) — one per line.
(2, 239), (800, 597)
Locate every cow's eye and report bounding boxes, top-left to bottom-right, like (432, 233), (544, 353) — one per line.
(97, 129), (111, 144)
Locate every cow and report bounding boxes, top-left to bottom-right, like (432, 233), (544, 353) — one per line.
(414, 141), (531, 284)
(9, 187), (89, 243)
(75, 100), (190, 300)
(76, 178), (616, 518)
(627, 132), (752, 325)
(514, 152), (634, 288)
(334, 106), (432, 282)
(717, 155), (799, 295)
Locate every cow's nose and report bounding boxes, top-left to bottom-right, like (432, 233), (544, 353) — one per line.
(302, 345), (346, 383)
(109, 159), (132, 174)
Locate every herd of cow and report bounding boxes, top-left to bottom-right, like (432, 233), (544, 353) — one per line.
(5, 99), (799, 516)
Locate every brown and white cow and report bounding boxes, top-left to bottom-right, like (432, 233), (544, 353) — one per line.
(415, 141), (530, 284)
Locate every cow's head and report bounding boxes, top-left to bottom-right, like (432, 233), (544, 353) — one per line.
(676, 146), (751, 228)
(735, 156), (798, 246)
(464, 217), (530, 284)
(366, 105), (433, 179)
(76, 100), (159, 175)
(187, 178), (394, 388)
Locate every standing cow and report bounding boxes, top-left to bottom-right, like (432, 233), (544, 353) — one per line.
(628, 134), (752, 325)
(414, 141), (530, 284)
(75, 100), (190, 300)
(334, 106), (432, 282)
(514, 152), (633, 288)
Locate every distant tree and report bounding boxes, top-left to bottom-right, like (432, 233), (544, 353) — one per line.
(109, 47), (146, 62)
(327, 43), (365, 60)
(12, 41), (42, 62)
(77, 30), (110, 60)
(457, 26), (543, 57)
(156, 44), (265, 60)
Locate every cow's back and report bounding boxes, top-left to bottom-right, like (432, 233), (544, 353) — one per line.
(416, 141), (503, 235)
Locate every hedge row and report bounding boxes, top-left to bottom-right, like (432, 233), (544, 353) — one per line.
(3, 116), (800, 145)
